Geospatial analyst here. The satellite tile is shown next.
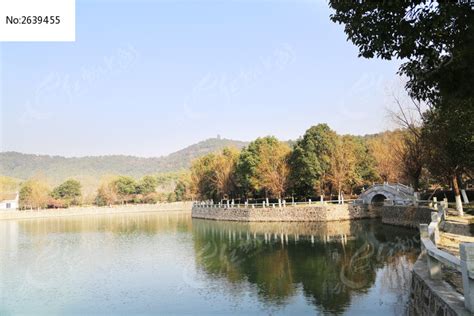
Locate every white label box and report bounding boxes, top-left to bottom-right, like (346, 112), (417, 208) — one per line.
(0, 0), (75, 42)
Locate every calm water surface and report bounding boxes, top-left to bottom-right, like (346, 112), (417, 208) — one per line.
(0, 211), (419, 315)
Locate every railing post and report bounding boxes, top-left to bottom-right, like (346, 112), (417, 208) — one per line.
(460, 243), (474, 312)
(438, 204), (446, 221)
(428, 255), (443, 280)
(421, 223), (442, 279)
(430, 212), (440, 245)
(414, 191), (420, 201)
(420, 224), (429, 252)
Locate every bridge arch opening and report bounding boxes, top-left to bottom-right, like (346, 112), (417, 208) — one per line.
(371, 194), (387, 206)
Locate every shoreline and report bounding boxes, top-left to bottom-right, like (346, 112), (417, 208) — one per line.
(191, 204), (433, 228)
(0, 202), (193, 221)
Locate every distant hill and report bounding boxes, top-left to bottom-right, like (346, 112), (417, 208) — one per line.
(0, 138), (249, 183)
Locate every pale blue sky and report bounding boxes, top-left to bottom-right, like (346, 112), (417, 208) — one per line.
(0, 0), (402, 157)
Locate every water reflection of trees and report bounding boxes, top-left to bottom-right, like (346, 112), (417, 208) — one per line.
(192, 219), (419, 314)
(15, 211), (192, 236)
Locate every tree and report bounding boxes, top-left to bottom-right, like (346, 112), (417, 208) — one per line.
(399, 130), (425, 191)
(190, 148), (239, 201)
(288, 124), (337, 197)
(190, 153), (219, 200)
(174, 173), (193, 201)
(236, 137), (290, 198)
(0, 176), (20, 193)
(175, 180), (188, 201)
(367, 131), (405, 183)
(329, 135), (358, 202)
(95, 181), (118, 206)
(422, 102), (474, 213)
(329, 1), (474, 106)
(136, 175), (157, 195)
(235, 138), (255, 198)
(329, 1), (474, 212)
(19, 180), (50, 210)
(254, 140), (291, 199)
(351, 137), (379, 190)
(51, 179), (82, 206)
(388, 92), (427, 191)
(112, 176), (137, 204)
(210, 148), (239, 199)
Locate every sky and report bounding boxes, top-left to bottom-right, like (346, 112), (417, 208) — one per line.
(0, 0), (404, 157)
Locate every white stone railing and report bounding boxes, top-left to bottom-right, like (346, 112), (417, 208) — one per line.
(383, 199), (414, 206)
(193, 199), (358, 209)
(382, 196), (449, 207)
(419, 203), (474, 312)
(370, 182), (414, 194)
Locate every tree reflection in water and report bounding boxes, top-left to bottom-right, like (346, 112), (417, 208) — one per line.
(192, 219), (419, 314)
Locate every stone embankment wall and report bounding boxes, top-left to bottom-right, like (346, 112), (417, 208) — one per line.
(193, 203), (437, 227)
(409, 256), (468, 316)
(380, 205), (433, 228)
(0, 202), (193, 221)
(192, 204), (378, 222)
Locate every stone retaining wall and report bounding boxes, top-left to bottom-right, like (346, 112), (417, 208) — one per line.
(193, 204), (439, 227)
(381, 205), (433, 228)
(0, 202), (193, 221)
(409, 256), (469, 316)
(192, 204), (378, 222)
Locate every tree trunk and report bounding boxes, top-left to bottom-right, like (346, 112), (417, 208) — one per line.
(453, 174), (464, 216)
(457, 174), (470, 204)
(413, 174), (420, 193)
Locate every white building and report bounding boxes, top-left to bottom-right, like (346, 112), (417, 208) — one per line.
(0, 193), (19, 210)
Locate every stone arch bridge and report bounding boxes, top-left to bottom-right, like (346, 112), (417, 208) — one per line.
(359, 183), (415, 205)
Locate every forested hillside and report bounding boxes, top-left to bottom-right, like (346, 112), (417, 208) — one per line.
(0, 138), (248, 183)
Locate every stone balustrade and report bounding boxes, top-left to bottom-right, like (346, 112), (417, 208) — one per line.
(411, 204), (474, 314)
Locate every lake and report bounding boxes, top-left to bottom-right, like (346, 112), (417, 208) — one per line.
(0, 211), (419, 315)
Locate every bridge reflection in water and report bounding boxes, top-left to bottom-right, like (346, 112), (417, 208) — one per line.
(192, 219), (420, 314)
